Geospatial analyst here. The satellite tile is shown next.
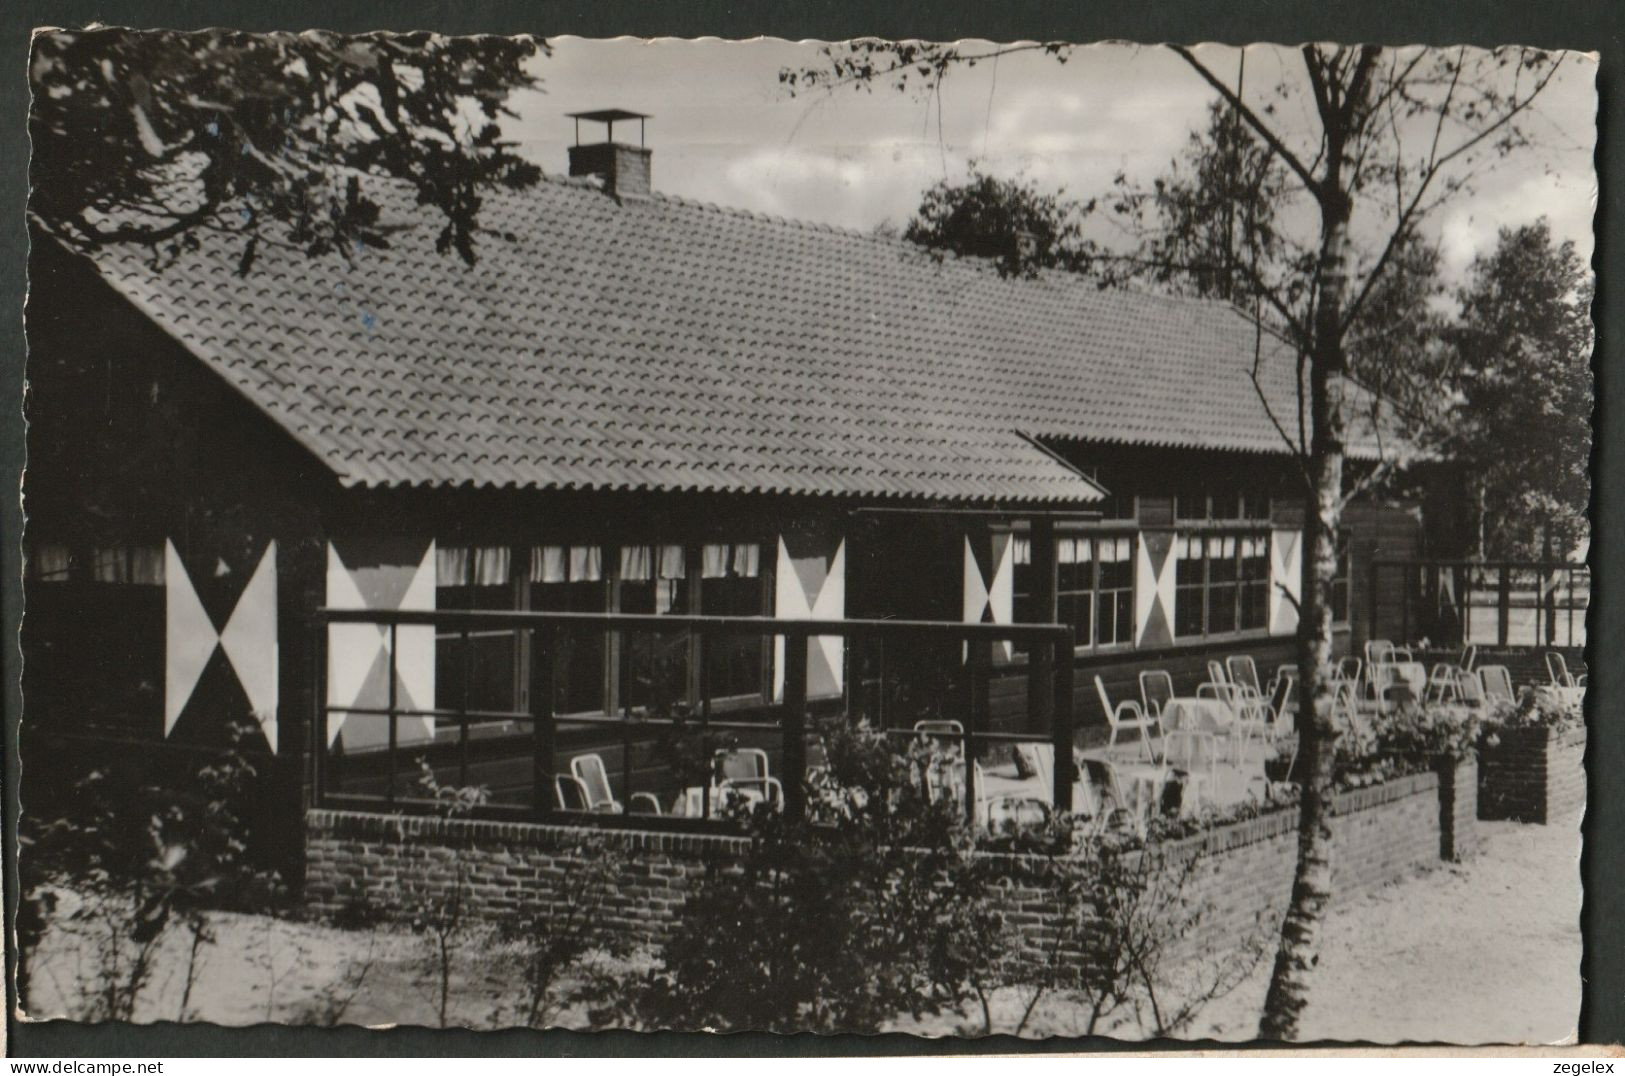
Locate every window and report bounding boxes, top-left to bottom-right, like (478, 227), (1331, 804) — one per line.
(1175, 533), (1270, 638)
(436, 546), (519, 717)
(1095, 537), (1135, 645)
(1013, 533), (1135, 651)
(530, 545), (607, 715)
(91, 545), (164, 585)
(619, 544), (691, 712)
(27, 544), (74, 582)
(1174, 485), (1272, 523)
(700, 542), (765, 700)
(1331, 538), (1352, 624)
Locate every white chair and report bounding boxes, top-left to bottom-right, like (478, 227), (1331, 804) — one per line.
(1206, 659), (1229, 689)
(715, 748), (783, 807)
(1138, 670), (1176, 726)
(1197, 681), (1262, 764)
(1225, 655), (1265, 702)
(555, 774), (592, 812)
(1366, 639), (1396, 667)
(1095, 675), (1157, 760)
(914, 719), (965, 741)
(1479, 664), (1516, 704)
(570, 754), (622, 812)
(1078, 756), (1163, 838)
(1454, 668), (1487, 711)
(1547, 652), (1585, 689)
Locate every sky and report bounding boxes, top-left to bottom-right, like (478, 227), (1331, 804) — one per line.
(501, 38), (1598, 284)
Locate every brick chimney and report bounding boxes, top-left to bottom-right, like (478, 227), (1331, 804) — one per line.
(567, 109), (652, 200)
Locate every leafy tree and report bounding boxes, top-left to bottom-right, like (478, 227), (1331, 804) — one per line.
(788, 40), (1565, 1040)
(29, 29), (545, 270)
(1127, 98), (1293, 303)
(902, 169), (1099, 278)
(1447, 220), (1593, 558)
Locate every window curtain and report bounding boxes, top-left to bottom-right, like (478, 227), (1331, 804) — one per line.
(657, 544), (685, 580)
(31, 543), (72, 581)
(620, 545), (652, 582)
(1012, 536), (1031, 566)
(532, 546), (569, 584)
(92, 548), (127, 583)
(734, 542), (760, 578)
(702, 543), (730, 579)
(438, 546), (509, 586)
(129, 545), (164, 585)
(571, 545), (602, 582)
(437, 545), (469, 586)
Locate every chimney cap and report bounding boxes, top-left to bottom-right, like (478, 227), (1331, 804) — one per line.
(568, 109), (651, 147)
(567, 108), (650, 124)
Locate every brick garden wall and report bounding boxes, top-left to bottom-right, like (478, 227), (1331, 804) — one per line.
(306, 765), (1473, 965)
(1478, 726), (1587, 824)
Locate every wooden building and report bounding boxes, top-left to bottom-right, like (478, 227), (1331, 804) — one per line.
(21, 122), (1447, 861)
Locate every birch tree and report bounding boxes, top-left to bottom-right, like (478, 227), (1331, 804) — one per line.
(787, 40), (1567, 1040)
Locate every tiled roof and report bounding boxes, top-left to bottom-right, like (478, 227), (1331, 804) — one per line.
(78, 175), (1376, 504)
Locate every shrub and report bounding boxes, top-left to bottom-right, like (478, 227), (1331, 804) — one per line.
(634, 719), (1021, 1033)
(1485, 685), (1583, 731)
(18, 718), (283, 1021)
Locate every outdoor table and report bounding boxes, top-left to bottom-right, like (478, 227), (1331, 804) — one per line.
(1162, 696), (1239, 769)
(673, 783), (769, 818)
(1382, 661), (1428, 699)
(1161, 696), (1235, 734)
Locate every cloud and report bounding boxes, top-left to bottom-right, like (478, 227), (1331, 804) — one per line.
(1438, 171), (1598, 279)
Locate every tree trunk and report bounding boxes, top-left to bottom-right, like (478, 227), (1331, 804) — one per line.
(1259, 190), (1354, 1042)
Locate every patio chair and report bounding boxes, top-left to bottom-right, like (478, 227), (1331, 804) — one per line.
(715, 748), (784, 807)
(1225, 655), (1266, 705)
(914, 719), (966, 742)
(1094, 675), (1157, 760)
(628, 792), (663, 815)
(1331, 680), (1373, 753)
(1079, 756), (1162, 837)
(1159, 725), (1216, 808)
(1197, 681), (1262, 764)
(1263, 673), (1297, 741)
(1392, 644), (1414, 663)
(1138, 669), (1176, 726)
(1458, 644), (1479, 673)
(1205, 659), (1229, 688)
(1547, 652), (1585, 689)
(1336, 655), (1364, 684)
(1365, 639), (1396, 667)
(1479, 664), (1516, 705)
(1269, 663), (1299, 696)
(1014, 742), (1104, 821)
(1426, 662), (1461, 705)
(570, 753), (623, 812)
(1453, 668), (1487, 711)
(554, 774), (592, 812)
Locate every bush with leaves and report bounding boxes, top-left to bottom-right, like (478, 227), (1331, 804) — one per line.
(18, 719), (283, 1021)
(1484, 685), (1584, 732)
(634, 719), (1027, 1034)
(490, 832), (636, 1030)
(388, 759), (491, 1028)
(1036, 834), (1272, 1039)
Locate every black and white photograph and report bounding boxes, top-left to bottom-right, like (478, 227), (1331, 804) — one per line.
(13, 30), (1597, 1044)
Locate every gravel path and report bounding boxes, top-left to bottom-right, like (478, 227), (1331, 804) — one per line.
(1194, 810), (1583, 1044)
(24, 811), (1582, 1041)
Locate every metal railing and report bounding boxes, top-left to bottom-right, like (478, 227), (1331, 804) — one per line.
(1368, 559), (1589, 649)
(312, 608), (1075, 830)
